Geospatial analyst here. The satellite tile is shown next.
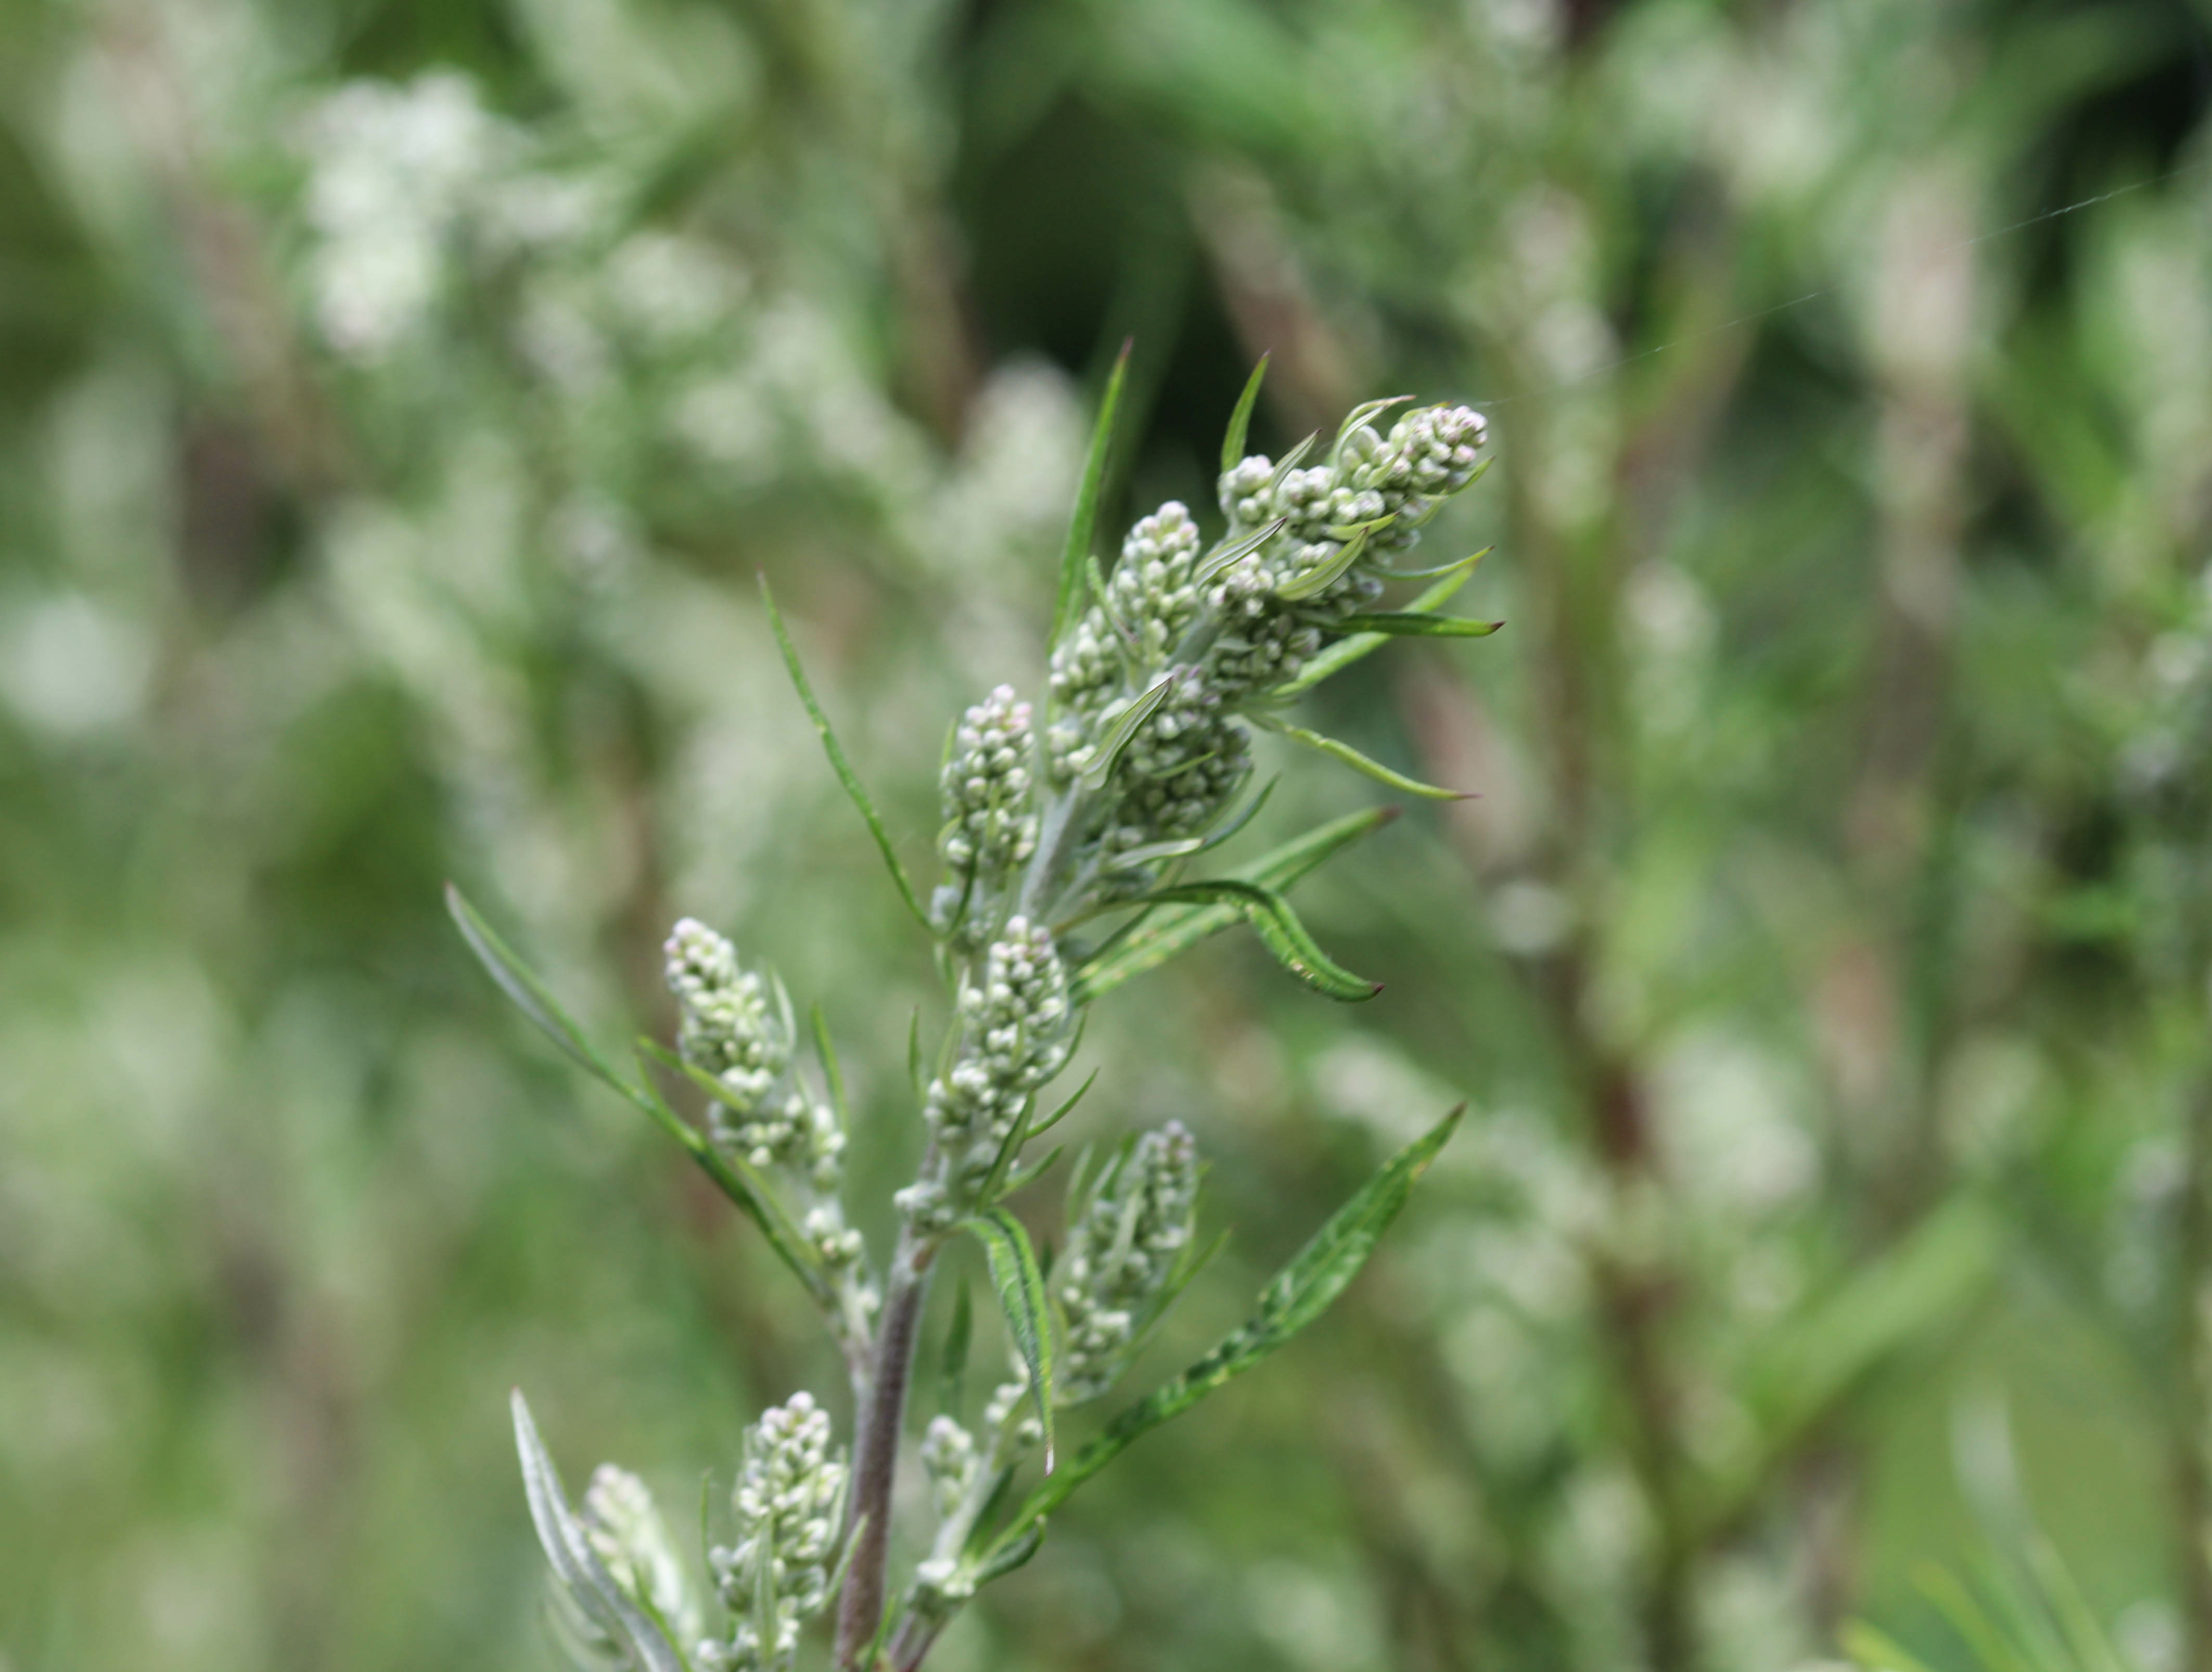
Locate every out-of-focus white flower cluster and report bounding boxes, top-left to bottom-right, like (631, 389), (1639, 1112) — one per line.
(702, 1393), (849, 1672)
(579, 1464), (704, 1650)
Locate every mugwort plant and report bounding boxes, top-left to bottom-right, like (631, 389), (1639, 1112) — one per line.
(452, 355), (1496, 1671)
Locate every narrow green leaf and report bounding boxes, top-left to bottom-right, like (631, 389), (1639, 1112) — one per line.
(940, 1280), (974, 1419)
(1845, 1624), (1948, 1672)
(958, 1210), (1057, 1471)
(1193, 514), (1289, 584)
(981, 1106), (1462, 1555)
(1054, 342), (1133, 648)
(1220, 354), (1271, 477)
(1274, 520), (1387, 603)
(1077, 674), (1176, 791)
(1328, 611), (1503, 638)
(1331, 394), (1411, 456)
(1030, 1068), (1099, 1139)
(634, 1041), (834, 1306)
(1255, 714), (1464, 800)
(1135, 878), (1380, 1001)
(446, 884), (631, 1094)
(1271, 551), (1490, 698)
(810, 1005), (850, 1133)
(512, 1390), (692, 1672)
(759, 576), (931, 932)
(1072, 806), (1398, 1001)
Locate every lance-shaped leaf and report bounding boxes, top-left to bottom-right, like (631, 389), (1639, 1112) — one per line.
(958, 1209), (1056, 1471)
(939, 1279), (975, 1418)
(1053, 342), (1133, 648)
(447, 884), (830, 1301)
(1274, 519), (1387, 603)
(633, 1041), (836, 1308)
(1077, 674), (1177, 790)
(1331, 394), (1411, 456)
(760, 576), (931, 932)
(1193, 514), (1291, 585)
(1327, 611), (1503, 638)
(1272, 551), (1490, 698)
(1119, 878), (1379, 1001)
(973, 1105), (1463, 1574)
(448, 883), (635, 1097)
(1072, 806), (1397, 1001)
(1253, 713), (1464, 800)
(512, 1390), (692, 1672)
(1220, 354), (1271, 477)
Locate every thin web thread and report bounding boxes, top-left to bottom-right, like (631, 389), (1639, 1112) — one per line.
(1464, 155), (2209, 413)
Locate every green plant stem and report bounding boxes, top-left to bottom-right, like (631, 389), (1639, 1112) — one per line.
(839, 1235), (936, 1671)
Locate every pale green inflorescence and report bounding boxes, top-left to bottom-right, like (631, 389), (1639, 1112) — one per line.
(664, 919), (867, 1280)
(701, 1393), (850, 1672)
(579, 1465), (704, 1650)
(896, 917), (1075, 1228)
(918, 1415), (978, 1522)
(1056, 1120), (1200, 1404)
(939, 684), (1038, 890)
(1030, 402), (1490, 908)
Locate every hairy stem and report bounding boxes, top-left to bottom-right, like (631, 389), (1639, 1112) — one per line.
(837, 1235), (934, 1671)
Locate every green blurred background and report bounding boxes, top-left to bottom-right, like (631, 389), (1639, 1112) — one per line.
(5, 0), (2212, 1668)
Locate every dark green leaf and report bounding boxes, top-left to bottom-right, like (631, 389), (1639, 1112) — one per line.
(1254, 714), (1464, 800)
(759, 576), (931, 932)
(1272, 551), (1489, 698)
(1054, 342), (1133, 648)
(980, 1106), (1462, 1558)
(958, 1210), (1057, 1470)
(1220, 354), (1270, 477)
(1129, 878), (1379, 1001)
(1328, 611), (1503, 638)
(1071, 807), (1397, 1001)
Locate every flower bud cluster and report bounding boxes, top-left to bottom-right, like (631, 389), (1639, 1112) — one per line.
(898, 919), (1073, 1225)
(939, 685), (1037, 884)
(702, 1393), (847, 1672)
(919, 1415), (978, 1522)
(667, 917), (790, 1111)
(665, 918), (846, 1191)
(981, 1352), (1044, 1449)
(581, 1464), (701, 1647)
(1025, 405), (1486, 896)
(1057, 1121), (1200, 1403)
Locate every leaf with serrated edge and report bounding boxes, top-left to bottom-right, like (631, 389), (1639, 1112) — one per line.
(760, 576), (931, 931)
(513, 1390), (692, 1672)
(1072, 807), (1397, 1001)
(958, 1210), (1056, 1470)
(1271, 551), (1491, 698)
(1132, 878), (1379, 1001)
(973, 1106), (1463, 1569)
(1254, 714), (1464, 800)
(1054, 343), (1133, 648)
(1221, 355), (1270, 477)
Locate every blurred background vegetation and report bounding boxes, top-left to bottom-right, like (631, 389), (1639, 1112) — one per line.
(4, 0), (2212, 1669)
